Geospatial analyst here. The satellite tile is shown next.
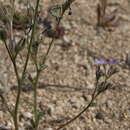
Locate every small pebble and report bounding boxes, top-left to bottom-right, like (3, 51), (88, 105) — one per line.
(95, 112), (104, 120)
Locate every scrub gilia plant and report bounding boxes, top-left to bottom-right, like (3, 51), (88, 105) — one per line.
(0, 0), (75, 130)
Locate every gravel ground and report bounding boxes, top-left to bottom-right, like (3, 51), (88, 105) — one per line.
(0, 0), (130, 130)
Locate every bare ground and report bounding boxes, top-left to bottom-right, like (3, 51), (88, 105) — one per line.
(0, 0), (130, 130)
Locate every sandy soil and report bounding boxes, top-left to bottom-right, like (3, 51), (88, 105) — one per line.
(0, 0), (130, 130)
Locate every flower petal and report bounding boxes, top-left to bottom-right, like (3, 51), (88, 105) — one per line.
(107, 59), (117, 64)
(95, 59), (107, 64)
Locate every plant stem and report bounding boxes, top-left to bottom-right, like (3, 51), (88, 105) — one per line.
(34, 68), (40, 130)
(56, 74), (111, 129)
(4, 40), (20, 130)
(42, 10), (63, 64)
(32, 1), (70, 128)
(56, 81), (99, 130)
(32, 13), (62, 130)
(13, 0), (40, 129)
(21, 0), (40, 129)
(22, 0), (40, 76)
(56, 94), (99, 130)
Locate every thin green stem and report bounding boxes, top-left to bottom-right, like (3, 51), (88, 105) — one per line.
(13, 0), (40, 129)
(56, 80), (99, 130)
(56, 72), (111, 129)
(0, 94), (14, 117)
(4, 40), (20, 130)
(31, 7), (64, 130)
(4, 41), (20, 84)
(56, 89), (99, 130)
(32, 2), (71, 129)
(32, 57), (40, 129)
(42, 11), (63, 65)
(33, 68), (40, 130)
(22, 0), (40, 77)
(42, 38), (54, 64)
(19, 0), (40, 129)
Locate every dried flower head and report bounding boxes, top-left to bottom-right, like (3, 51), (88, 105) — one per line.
(45, 26), (65, 39)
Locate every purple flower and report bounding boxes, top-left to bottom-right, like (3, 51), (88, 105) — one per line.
(107, 58), (117, 64)
(95, 59), (107, 64)
(95, 58), (117, 65)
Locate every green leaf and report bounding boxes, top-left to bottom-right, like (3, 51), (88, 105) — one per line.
(39, 64), (48, 71)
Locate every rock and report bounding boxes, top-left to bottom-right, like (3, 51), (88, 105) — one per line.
(63, 35), (70, 43)
(95, 112), (104, 120)
(106, 100), (114, 108)
(23, 112), (33, 119)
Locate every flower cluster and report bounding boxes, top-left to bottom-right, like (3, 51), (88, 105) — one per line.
(95, 58), (117, 64)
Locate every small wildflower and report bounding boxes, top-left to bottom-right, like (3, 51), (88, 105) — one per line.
(95, 58), (117, 65)
(95, 59), (107, 64)
(107, 58), (117, 64)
